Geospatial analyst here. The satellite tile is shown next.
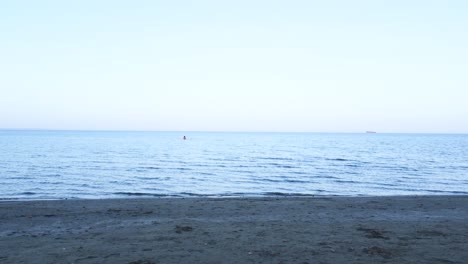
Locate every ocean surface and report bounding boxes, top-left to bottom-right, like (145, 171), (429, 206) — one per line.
(1, 130), (467, 200)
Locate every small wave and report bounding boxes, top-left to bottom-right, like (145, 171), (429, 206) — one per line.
(375, 182), (399, 187)
(257, 177), (311, 184)
(127, 169), (147, 173)
(208, 158), (238, 162)
(257, 178), (283, 183)
(284, 179), (310, 183)
(134, 176), (162, 180)
(179, 192), (212, 197)
(38, 181), (64, 185)
(20, 192), (36, 195)
(260, 163), (298, 169)
(89, 160), (114, 164)
(279, 165), (297, 169)
(199, 172), (216, 176)
(335, 180), (358, 184)
(233, 165), (255, 168)
(290, 171), (308, 175)
(175, 167), (192, 171)
(125, 166), (162, 172)
(55, 166), (72, 169)
(314, 175), (340, 179)
(257, 157), (294, 161)
(326, 158), (349, 162)
(137, 166), (161, 170)
(370, 186), (468, 195)
(262, 192), (316, 197)
(344, 171), (359, 175)
(435, 165), (468, 170)
(113, 192), (172, 197)
(31, 154), (46, 158)
(397, 166), (419, 172)
(46, 174), (62, 177)
(6, 176), (32, 180)
(373, 165), (420, 173)
(424, 189), (468, 195)
(398, 176), (417, 180)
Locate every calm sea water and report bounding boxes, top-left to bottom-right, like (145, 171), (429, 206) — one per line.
(1, 130), (467, 199)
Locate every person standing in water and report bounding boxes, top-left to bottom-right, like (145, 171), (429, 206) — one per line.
(183, 136), (186, 140)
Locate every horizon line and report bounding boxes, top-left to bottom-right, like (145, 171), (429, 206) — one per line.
(0, 128), (467, 135)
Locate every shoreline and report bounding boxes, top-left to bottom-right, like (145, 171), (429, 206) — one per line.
(2, 193), (468, 202)
(1, 195), (467, 263)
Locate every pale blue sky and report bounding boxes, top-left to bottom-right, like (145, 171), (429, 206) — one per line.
(1, 0), (467, 133)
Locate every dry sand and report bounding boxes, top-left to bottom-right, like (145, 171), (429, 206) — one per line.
(1, 196), (467, 264)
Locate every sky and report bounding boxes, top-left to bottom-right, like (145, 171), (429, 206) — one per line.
(1, 0), (467, 133)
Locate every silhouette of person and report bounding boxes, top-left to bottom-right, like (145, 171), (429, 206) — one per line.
(183, 136), (186, 140)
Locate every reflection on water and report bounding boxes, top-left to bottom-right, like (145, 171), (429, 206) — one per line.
(1, 130), (467, 199)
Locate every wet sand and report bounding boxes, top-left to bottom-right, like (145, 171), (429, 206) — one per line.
(1, 196), (467, 264)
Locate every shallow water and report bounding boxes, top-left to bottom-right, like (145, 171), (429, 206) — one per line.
(1, 130), (467, 199)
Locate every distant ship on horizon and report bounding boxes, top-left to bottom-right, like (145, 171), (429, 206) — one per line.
(366, 131), (377, 133)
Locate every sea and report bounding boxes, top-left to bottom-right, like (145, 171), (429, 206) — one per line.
(1, 130), (467, 200)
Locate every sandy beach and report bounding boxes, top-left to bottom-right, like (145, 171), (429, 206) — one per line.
(1, 196), (467, 264)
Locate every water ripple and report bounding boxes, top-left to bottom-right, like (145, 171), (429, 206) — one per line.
(1, 131), (467, 199)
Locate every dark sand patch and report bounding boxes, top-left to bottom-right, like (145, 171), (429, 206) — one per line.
(1, 196), (467, 263)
